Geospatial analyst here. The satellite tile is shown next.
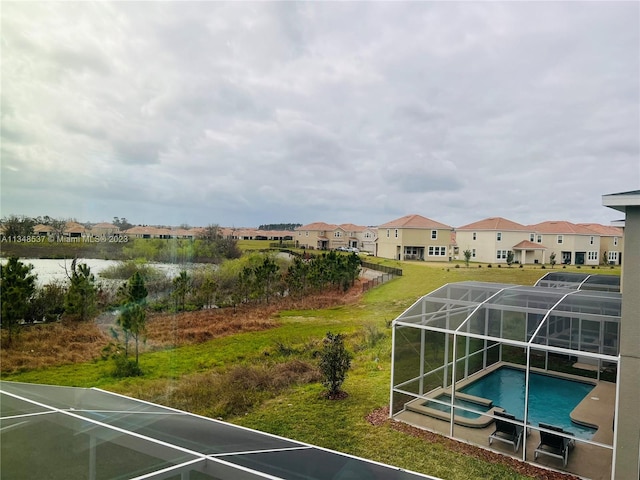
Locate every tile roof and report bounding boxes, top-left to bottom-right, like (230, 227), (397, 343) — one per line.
(512, 240), (547, 250)
(457, 217), (528, 231)
(577, 223), (623, 237)
(527, 221), (596, 235)
(339, 223), (366, 232)
(34, 224), (55, 233)
(296, 222), (338, 231)
(378, 214), (452, 229)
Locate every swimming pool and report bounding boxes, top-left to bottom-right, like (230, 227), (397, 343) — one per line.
(460, 367), (597, 439)
(422, 395), (490, 419)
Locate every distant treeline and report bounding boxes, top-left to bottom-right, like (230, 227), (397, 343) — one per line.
(258, 223), (301, 231)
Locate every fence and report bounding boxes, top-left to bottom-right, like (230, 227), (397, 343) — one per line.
(360, 261), (403, 277)
(360, 262), (403, 292)
(361, 272), (397, 292)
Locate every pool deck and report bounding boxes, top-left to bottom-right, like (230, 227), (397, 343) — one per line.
(394, 364), (615, 479)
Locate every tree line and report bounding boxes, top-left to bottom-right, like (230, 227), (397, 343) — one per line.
(1, 251), (362, 349)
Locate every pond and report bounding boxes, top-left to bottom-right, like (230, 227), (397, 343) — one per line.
(0, 258), (205, 285)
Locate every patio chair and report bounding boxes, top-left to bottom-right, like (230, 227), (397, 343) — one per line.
(488, 411), (524, 452)
(534, 423), (575, 467)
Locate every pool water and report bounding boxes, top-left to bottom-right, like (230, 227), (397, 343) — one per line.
(460, 367), (597, 439)
(423, 395), (490, 419)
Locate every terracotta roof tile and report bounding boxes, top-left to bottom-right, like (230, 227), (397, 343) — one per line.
(378, 214), (452, 229)
(577, 223), (623, 236)
(297, 222), (338, 231)
(512, 240), (547, 250)
(527, 221), (596, 235)
(457, 217), (528, 231)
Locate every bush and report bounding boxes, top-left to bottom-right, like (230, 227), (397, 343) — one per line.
(319, 332), (352, 398)
(454, 264), (460, 269)
(112, 352), (143, 377)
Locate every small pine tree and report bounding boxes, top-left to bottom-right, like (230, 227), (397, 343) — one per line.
(550, 252), (557, 269)
(65, 263), (97, 321)
(319, 332), (352, 398)
(1, 257), (37, 345)
(506, 251), (514, 267)
(117, 271), (148, 368)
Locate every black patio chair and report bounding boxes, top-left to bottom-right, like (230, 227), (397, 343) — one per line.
(488, 411), (524, 452)
(534, 423), (575, 467)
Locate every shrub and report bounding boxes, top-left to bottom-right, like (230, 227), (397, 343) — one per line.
(112, 352), (143, 377)
(319, 332), (352, 398)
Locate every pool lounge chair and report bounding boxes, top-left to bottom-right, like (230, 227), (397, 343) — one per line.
(488, 411), (524, 452)
(534, 423), (575, 467)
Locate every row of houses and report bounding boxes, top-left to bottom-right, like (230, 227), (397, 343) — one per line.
(295, 215), (623, 266)
(28, 215), (623, 266)
(31, 222), (294, 242)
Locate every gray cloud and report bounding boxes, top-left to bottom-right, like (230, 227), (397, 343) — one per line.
(1, 2), (638, 228)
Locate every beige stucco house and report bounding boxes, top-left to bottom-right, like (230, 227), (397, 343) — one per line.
(528, 221), (601, 266)
(456, 217), (539, 264)
(360, 227), (378, 255)
(578, 223), (624, 265)
(376, 214), (453, 261)
(295, 222), (338, 250)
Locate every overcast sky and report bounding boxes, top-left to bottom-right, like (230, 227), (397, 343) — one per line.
(2, 2), (638, 228)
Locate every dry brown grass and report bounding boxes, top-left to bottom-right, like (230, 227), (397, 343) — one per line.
(1, 321), (111, 373)
(117, 359), (322, 418)
(145, 285), (362, 349)
(1, 285), (364, 374)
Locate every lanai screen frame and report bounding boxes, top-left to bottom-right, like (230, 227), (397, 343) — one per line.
(389, 281), (620, 465)
(1, 381), (439, 480)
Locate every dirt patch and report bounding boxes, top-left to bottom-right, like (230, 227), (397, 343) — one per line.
(366, 406), (580, 480)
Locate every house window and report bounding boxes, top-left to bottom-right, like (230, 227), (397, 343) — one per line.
(305, 231), (309, 237)
(364, 232), (371, 239)
(472, 232), (477, 240)
(386, 229), (390, 238)
(431, 230), (437, 239)
(298, 232), (301, 236)
(496, 250), (508, 259)
(394, 229), (398, 238)
(614, 237), (618, 246)
(334, 231), (341, 238)
(557, 235), (563, 244)
(537, 235), (542, 243)
(530, 233), (535, 242)
(588, 251), (598, 261)
(428, 246), (446, 256)
(608, 251), (619, 263)
(472, 249), (476, 258)
(589, 236), (594, 245)
(496, 232), (502, 241)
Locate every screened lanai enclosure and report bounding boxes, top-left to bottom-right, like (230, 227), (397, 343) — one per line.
(1, 381), (438, 480)
(390, 278), (621, 479)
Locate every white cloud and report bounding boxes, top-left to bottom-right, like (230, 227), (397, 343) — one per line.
(1, 1), (638, 227)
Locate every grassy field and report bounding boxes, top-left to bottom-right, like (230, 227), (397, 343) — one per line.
(3, 260), (613, 479)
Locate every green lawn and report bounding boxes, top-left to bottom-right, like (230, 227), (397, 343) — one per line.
(4, 261), (617, 479)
